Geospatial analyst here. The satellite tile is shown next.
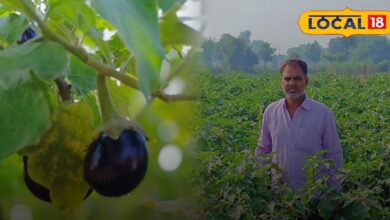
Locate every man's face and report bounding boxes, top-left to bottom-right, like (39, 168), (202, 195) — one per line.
(280, 64), (308, 100)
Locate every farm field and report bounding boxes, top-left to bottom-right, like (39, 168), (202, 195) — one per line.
(192, 72), (390, 219)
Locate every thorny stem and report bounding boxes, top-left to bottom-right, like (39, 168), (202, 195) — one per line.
(20, 0), (195, 102)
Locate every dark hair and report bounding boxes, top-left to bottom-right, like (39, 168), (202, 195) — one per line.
(280, 59), (307, 76)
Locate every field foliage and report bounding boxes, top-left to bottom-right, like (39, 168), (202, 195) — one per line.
(193, 72), (390, 219)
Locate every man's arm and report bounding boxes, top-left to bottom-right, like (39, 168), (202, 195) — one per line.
(256, 109), (284, 184)
(255, 110), (272, 161)
(323, 110), (344, 189)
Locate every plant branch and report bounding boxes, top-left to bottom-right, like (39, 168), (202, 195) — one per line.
(54, 77), (72, 102)
(87, 59), (138, 88)
(21, 0), (88, 62)
(20, 0), (194, 102)
(97, 74), (120, 123)
(151, 91), (196, 102)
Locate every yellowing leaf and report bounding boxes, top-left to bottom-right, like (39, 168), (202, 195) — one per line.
(26, 102), (97, 210)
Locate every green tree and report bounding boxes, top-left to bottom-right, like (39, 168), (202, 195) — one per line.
(242, 48), (259, 73)
(215, 33), (236, 70)
(326, 36), (357, 61)
(255, 41), (276, 71)
(323, 36), (390, 73)
(202, 38), (218, 69)
(250, 39), (266, 52)
(341, 37), (357, 60)
(351, 36), (390, 62)
(228, 37), (258, 72)
(202, 33), (258, 72)
(287, 44), (306, 60)
(305, 41), (322, 71)
(239, 30), (251, 45)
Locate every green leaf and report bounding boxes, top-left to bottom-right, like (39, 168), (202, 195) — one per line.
(0, 0), (25, 13)
(106, 34), (130, 67)
(107, 78), (146, 119)
(0, 41), (68, 89)
(47, 0), (95, 28)
(342, 202), (368, 220)
(80, 92), (101, 128)
(0, 5), (13, 16)
(78, 14), (113, 66)
(92, 0), (165, 97)
(158, 0), (185, 12)
(318, 199), (335, 220)
(0, 77), (51, 160)
(68, 55), (96, 96)
(160, 12), (202, 46)
(0, 13), (29, 45)
(26, 102), (96, 210)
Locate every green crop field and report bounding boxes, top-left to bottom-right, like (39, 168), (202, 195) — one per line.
(192, 72), (390, 219)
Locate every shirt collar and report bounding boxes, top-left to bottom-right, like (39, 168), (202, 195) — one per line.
(283, 94), (311, 111)
(300, 95), (311, 111)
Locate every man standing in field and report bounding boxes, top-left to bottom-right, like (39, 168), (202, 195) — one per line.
(256, 59), (343, 190)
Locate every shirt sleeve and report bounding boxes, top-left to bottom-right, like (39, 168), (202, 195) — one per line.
(322, 109), (344, 189)
(256, 108), (272, 158)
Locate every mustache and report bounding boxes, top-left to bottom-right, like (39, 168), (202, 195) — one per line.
(286, 88), (297, 91)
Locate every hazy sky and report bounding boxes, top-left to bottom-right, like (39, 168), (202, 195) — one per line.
(203, 0), (390, 54)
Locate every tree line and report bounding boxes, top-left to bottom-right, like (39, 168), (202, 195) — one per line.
(202, 30), (390, 74)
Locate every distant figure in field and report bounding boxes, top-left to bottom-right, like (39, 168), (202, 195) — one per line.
(255, 59), (343, 190)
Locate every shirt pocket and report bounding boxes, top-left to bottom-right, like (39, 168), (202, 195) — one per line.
(295, 127), (323, 154)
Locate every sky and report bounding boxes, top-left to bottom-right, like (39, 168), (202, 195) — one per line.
(203, 0), (390, 54)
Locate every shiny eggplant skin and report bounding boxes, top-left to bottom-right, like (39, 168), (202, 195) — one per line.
(83, 129), (148, 197)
